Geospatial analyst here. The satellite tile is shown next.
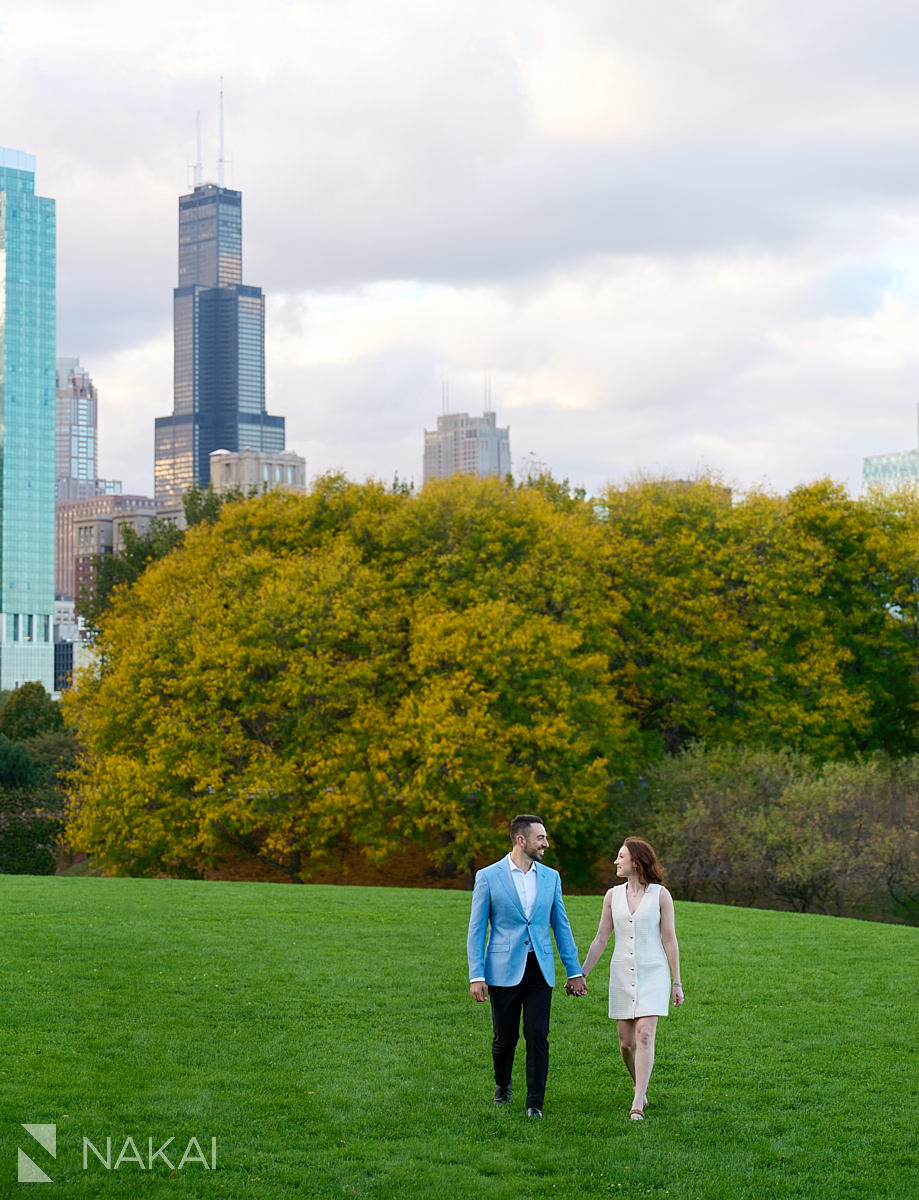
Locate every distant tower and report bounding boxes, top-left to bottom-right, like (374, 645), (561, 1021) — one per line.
(154, 103), (284, 501)
(55, 358), (120, 501)
(0, 149), (55, 690)
(423, 398), (512, 485)
(53, 357), (123, 601)
(862, 402), (919, 494)
(56, 358), (99, 500)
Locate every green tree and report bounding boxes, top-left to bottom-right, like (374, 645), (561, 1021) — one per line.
(182, 482), (248, 526)
(0, 734), (37, 789)
(64, 476), (636, 882)
(0, 681), (63, 741)
(0, 789), (64, 874)
(21, 728), (81, 785)
(598, 475), (919, 760)
(0, 684), (73, 874)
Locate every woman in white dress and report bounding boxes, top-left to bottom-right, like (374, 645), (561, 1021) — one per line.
(580, 838), (683, 1120)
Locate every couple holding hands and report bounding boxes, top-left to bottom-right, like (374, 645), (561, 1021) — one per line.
(467, 814), (684, 1121)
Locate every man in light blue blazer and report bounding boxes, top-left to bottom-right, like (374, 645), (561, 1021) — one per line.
(467, 813), (586, 1117)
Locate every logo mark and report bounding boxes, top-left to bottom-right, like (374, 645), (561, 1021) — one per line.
(18, 1124), (56, 1183)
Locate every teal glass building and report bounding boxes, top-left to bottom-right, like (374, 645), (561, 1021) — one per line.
(0, 149), (55, 691)
(154, 182), (285, 500)
(862, 407), (919, 494)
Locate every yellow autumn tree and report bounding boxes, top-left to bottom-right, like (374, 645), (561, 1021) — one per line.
(599, 475), (919, 760)
(65, 469), (919, 883)
(65, 475), (635, 880)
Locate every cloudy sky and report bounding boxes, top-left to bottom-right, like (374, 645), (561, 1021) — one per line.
(6, 0), (919, 498)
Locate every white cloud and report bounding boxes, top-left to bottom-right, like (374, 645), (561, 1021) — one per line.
(266, 249), (918, 494)
(506, 1), (711, 145)
(4, 0), (919, 500)
(90, 332), (173, 494)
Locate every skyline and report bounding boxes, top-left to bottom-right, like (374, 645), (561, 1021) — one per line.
(6, 1), (919, 498)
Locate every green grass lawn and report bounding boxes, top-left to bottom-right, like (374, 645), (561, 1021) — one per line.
(2, 875), (917, 1199)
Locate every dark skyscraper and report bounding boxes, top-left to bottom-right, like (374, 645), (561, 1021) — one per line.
(154, 180), (285, 500)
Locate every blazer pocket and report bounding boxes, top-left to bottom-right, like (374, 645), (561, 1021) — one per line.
(487, 940), (511, 955)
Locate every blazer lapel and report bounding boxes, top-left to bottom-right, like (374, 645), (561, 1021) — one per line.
(499, 857), (526, 917)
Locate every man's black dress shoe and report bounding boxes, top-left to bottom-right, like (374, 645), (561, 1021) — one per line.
(526, 1107), (543, 1118)
(494, 1084), (511, 1104)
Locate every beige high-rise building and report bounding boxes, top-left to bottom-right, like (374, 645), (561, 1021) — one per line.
(209, 448), (306, 494)
(423, 410), (511, 485)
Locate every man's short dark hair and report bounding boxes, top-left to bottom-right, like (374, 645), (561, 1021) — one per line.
(510, 814), (543, 842)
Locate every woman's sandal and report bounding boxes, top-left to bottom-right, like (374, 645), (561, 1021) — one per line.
(629, 1108), (645, 1121)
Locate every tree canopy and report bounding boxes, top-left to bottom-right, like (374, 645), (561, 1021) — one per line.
(0, 682), (71, 875)
(0, 681), (63, 741)
(65, 475), (633, 880)
(64, 472), (919, 888)
(599, 476), (919, 759)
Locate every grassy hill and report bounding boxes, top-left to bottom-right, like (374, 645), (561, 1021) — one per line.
(2, 875), (916, 1199)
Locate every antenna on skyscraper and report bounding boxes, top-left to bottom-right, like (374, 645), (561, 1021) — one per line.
(194, 112), (203, 186)
(218, 78), (226, 187)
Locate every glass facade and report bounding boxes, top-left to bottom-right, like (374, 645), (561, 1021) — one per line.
(55, 357), (97, 495)
(178, 185), (242, 289)
(0, 149), (55, 690)
(862, 449), (919, 494)
(155, 183), (284, 500)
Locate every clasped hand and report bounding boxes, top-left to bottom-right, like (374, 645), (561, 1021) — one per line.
(564, 976), (587, 997)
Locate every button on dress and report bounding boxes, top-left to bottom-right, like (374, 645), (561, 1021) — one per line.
(608, 883), (671, 1019)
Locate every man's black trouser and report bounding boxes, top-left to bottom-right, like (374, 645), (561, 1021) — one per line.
(488, 951), (552, 1110)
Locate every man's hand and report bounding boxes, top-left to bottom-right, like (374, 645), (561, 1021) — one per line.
(565, 975), (587, 997)
(470, 981), (488, 1002)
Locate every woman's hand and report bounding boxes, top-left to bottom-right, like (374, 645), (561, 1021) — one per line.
(672, 983), (685, 1007)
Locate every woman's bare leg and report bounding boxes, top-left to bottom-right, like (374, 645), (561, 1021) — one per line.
(631, 1016), (658, 1111)
(617, 1018), (637, 1086)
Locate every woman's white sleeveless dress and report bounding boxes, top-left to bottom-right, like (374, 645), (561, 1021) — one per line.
(608, 883), (671, 1019)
